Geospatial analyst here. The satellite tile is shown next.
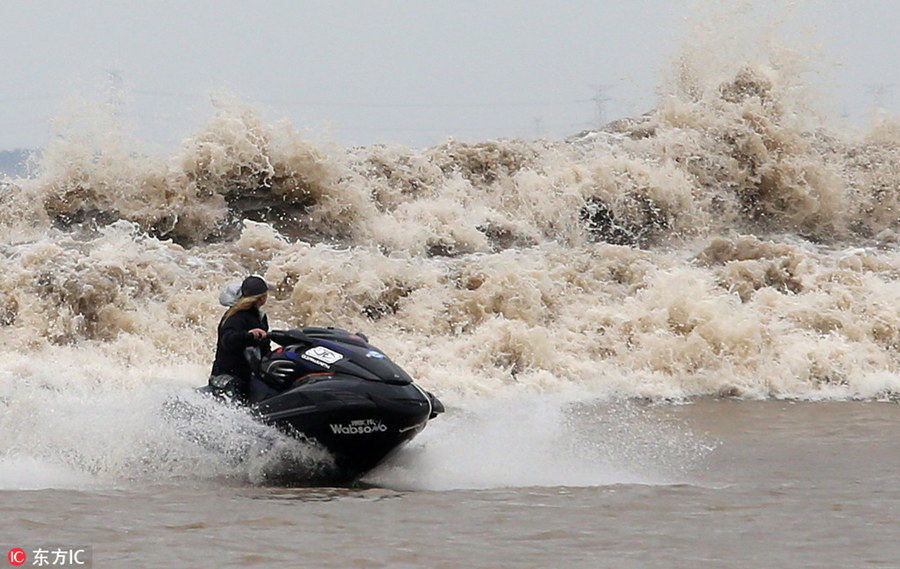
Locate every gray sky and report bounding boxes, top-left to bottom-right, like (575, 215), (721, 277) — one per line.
(2, 1), (898, 151)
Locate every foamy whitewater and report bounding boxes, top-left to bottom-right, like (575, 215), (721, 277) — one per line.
(3, 22), (900, 492)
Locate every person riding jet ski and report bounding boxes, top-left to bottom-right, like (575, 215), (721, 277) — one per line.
(208, 275), (275, 401)
(197, 276), (445, 480)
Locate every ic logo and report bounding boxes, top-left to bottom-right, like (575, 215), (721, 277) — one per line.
(8, 548), (26, 566)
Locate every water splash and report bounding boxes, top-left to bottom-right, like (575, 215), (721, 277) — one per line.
(365, 395), (716, 490)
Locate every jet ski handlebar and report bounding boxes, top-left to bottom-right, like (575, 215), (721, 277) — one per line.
(267, 329), (313, 347)
(267, 327), (372, 348)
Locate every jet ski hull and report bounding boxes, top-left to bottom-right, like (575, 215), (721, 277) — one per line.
(200, 326), (443, 483)
(251, 375), (439, 479)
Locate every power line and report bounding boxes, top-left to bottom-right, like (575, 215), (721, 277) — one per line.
(1, 89), (594, 110)
(183, 95), (593, 110)
(0, 94), (63, 104)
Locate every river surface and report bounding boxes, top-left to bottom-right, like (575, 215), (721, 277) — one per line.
(3, 399), (898, 569)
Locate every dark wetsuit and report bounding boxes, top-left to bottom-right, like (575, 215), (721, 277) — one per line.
(209, 307), (270, 399)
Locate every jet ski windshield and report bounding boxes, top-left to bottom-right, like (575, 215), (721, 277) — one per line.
(261, 327), (414, 390)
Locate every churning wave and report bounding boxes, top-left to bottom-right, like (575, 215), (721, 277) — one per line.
(2, 31), (900, 421)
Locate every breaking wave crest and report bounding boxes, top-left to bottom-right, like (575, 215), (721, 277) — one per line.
(4, 59), (900, 402)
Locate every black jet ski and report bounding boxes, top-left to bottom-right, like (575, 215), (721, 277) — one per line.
(238, 327), (443, 481)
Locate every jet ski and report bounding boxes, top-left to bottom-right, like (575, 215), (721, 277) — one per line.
(235, 326), (444, 481)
